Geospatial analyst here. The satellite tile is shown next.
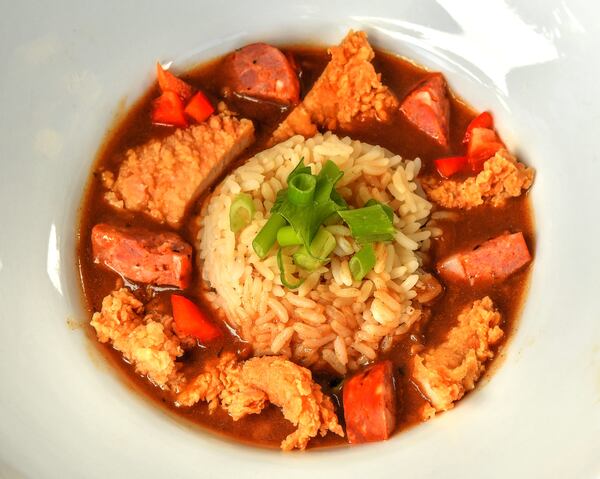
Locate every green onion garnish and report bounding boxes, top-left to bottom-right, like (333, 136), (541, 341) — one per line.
(254, 156), (398, 289)
(229, 193), (255, 233)
(292, 227), (336, 271)
(309, 227), (336, 259)
(288, 173), (316, 206)
(364, 199), (394, 222)
(338, 205), (395, 244)
(330, 189), (348, 209)
(314, 160), (343, 203)
(292, 247), (321, 271)
(287, 159), (312, 183)
(349, 244), (376, 281)
(323, 213), (343, 226)
(252, 213), (287, 259)
(272, 182), (346, 255)
(318, 160), (343, 183)
(276, 226), (302, 247)
(277, 247), (305, 289)
(269, 159), (346, 254)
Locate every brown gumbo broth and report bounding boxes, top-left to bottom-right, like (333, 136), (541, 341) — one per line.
(77, 46), (533, 448)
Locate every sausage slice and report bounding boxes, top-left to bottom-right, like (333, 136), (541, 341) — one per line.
(343, 360), (396, 444)
(438, 232), (532, 285)
(400, 73), (450, 148)
(222, 43), (300, 104)
(91, 223), (192, 288)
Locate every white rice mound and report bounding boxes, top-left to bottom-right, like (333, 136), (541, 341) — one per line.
(198, 133), (437, 374)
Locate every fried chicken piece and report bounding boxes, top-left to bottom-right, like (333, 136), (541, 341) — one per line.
(411, 296), (503, 412)
(219, 358), (270, 421)
(176, 355), (343, 450)
(418, 402), (437, 422)
(104, 103), (255, 227)
(175, 356), (226, 412)
(422, 149), (534, 209)
(176, 352), (268, 420)
(271, 30), (398, 143)
(91, 288), (184, 389)
(242, 356), (344, 451)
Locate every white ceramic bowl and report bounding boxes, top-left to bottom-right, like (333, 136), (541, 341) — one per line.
(1, 1), (598, 477)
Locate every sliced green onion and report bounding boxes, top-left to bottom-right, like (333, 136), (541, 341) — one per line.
(309, 227), (336, 259)
(293, 247), (321, 271)
(318, 160), (343, 184)
(277, 247), (305, 289)
(314, 160), (343, 203)
(287, 158), (311, 183)
(275, 193), (337, 251)
(349, 244), (376, 281)
(365, 199), (394, 222)
(288, 173), (316, 206)
(277, 226), (302, 247)
(330, 189), (347, 209)
(253, 213), (287, 259)
(314, 178), (334, 204)
(229, 193), (255, 233)
(338, 205), (396, 244)
(293, 227), (336, 271)
(269, 160), (347, 258)
(271, 189), (287, 213)
(255, 157), (350, 287)
(323, 213), (343, 226)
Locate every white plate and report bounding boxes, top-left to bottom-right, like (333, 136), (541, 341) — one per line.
(1, 1), (598, 478)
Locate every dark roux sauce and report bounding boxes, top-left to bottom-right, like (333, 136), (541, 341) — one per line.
(77, 46), (534, 449)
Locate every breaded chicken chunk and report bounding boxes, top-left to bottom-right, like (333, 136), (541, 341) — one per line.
(91, 288), (184, 389)
(104, 103), (255, 227)
(176, 355), (343, 450)
(271, 31), (398, 143)
(175, 355), (227, 412)
(411, 296), (503, 412)
(242, 356), (344, 451)
(176, 352), (267, 420)
(422, 149), (534, 209)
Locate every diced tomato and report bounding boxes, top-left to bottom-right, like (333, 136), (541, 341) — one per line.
(156, 62), (193, 101)
(434, 156), (468, 178)
(467, 127), (504, 172)
(184, 91), (215, 123)
(343, 361), (396, 444)
(171, 295), (222, 343)
(151, 91), (188, 128)
(462, 111), (493, 144)
(433, 111), (503, 178)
